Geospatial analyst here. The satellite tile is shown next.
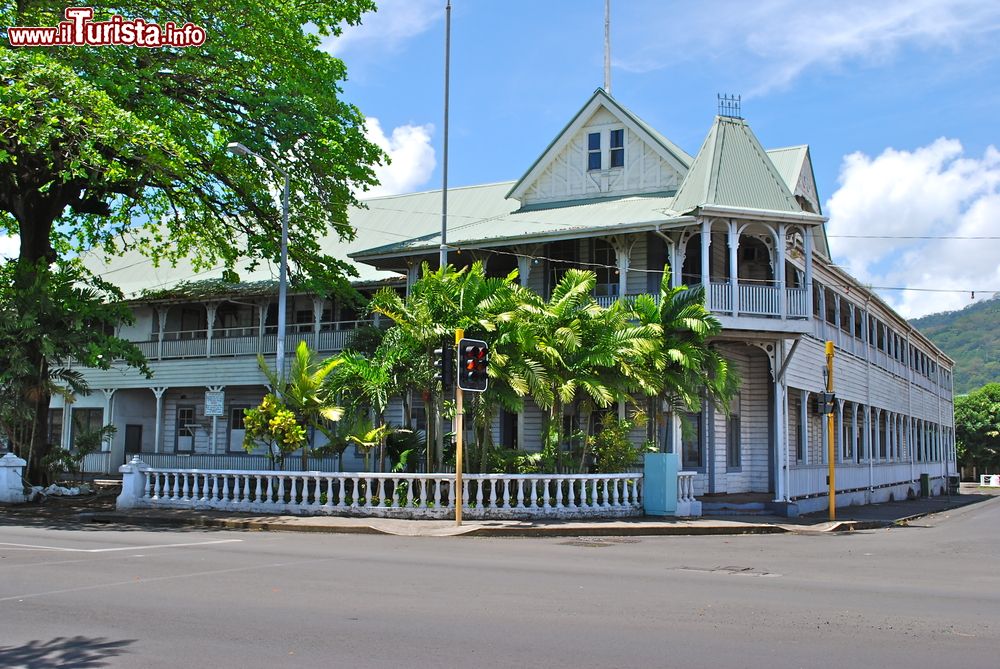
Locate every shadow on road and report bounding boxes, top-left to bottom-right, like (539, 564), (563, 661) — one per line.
(0, 495), (208, 534)
(0, 636), (135, 668)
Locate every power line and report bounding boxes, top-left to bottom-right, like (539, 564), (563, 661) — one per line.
(828, 234), (1000, 240)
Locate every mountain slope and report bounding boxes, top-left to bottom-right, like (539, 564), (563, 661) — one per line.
(911, 295), (1000, 395)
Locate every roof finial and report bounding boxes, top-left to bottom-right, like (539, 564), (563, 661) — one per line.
(718, 93), (741, 118)
(604, 0), (611, 94)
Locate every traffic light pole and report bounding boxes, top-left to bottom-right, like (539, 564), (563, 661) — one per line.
(454, 327), (464, 526)
(826, 341), (836, 521)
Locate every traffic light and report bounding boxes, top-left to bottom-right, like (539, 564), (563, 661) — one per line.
(433, 343), (454, 391)
(458, 338), (489, 392)
(815, 391), (836, 415)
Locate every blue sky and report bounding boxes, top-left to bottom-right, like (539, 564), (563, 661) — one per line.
(326, 0), (1000, 318)
(1, 0), (997, 317)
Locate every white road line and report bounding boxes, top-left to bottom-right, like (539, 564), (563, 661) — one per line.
(0, 539), (243, 553)
(0, 555), (335, 603)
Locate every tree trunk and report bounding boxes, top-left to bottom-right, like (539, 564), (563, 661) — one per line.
(10, 193), (61, 486)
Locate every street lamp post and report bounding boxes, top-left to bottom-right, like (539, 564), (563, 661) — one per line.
(226, 142), (290, 381)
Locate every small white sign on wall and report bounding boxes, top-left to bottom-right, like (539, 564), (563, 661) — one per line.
(204, 390), (225, 417)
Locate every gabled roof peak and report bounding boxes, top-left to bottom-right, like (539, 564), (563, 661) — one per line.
(506, 89), (692, 205)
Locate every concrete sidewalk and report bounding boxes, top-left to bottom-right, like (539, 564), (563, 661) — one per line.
(74, 485), (998, 538)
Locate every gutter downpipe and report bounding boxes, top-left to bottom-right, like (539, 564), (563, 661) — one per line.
(937, 350), (944, 486)
(776, 338), (801, 503)
(865, 296), (874, 499)
(907, 326), (914, 490)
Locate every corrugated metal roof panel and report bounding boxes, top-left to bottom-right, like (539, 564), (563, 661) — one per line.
(353, 193), (680, 257)
(766, 146), (808, 191)
(84, 182), (518, 296)
(671, 116), (801, 215)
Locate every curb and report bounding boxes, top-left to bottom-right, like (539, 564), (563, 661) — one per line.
(67, 494), (998, 538)
(82, 511), (857, 538)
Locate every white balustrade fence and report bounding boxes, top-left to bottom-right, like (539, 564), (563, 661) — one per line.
(116, 459), (643, 520)
(676, 471), (701, 517)
(981, 474), (1000, 488)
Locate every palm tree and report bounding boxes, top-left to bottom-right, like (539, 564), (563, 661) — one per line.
(257, 341), (343, 470)
(367, 261), (547, 471)
(514, 269), (662, 467)
(628, 266), (739, 443)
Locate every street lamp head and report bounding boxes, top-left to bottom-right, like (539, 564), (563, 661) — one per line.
(226, 142), (252, 156)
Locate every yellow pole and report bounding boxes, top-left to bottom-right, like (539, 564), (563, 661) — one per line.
(826, 340), (836, 521)
(454, 328), (464, 526)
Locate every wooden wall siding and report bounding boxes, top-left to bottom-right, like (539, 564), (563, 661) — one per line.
(784, 335), (951, 424)
(78, 356), (270, 390)
(119, 306), (154, 341)
(521, 399), (546, 453)
(806, 400), (826, 465)
(521, 109), (683, 207)
(645, 232), (668, 293)
(807, 257), (950, 382)
(707, 345), (772, 494)
(710, 232), (728, 281)
(526, 259), (546, 296)
(113, 390), (157, 454)
(160, 386), (267, 455)
(745, 349), (773, 493)
(384, 398), (404, 428)
(625, 234), (648, 296)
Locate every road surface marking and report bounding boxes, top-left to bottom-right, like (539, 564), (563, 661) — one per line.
(0, 555), (334, 603)
(0, 539), (243, 553)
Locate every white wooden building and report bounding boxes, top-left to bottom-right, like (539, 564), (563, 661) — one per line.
(60, 89), (955, 515)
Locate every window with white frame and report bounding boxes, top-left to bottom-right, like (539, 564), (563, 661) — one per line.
(610, 128), (624, 168)
(587, 132), (601, 171)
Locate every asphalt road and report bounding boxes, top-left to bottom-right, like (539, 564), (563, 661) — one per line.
(1, 498), (998, 669)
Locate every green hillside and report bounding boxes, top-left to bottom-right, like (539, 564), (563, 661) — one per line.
(910, 295), (1000, 395)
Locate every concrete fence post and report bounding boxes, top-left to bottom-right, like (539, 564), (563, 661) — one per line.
(116, 456), (150, 510)
(0, 453), (27, 504)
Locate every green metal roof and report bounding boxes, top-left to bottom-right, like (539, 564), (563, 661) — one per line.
(352, 191), (681, 260)
(766, 145), (809, 191)
(82, 182), (515, 298)
(671, 116), (802, 215)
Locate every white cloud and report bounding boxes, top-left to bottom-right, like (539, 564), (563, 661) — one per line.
(0, 234), (18, 259)
(362, 117), (436, 197)
(322, 0), (441, 58)
(614, 0), (1000, 95)
(826, 138), (1000, 318)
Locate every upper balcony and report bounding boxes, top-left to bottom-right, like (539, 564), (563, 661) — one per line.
(133, 319), (373, 361)
(595, 282), (808, 321)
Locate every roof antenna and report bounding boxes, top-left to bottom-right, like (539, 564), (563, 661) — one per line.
(604, 0), (611, 94)
(718, 93), (741, 118)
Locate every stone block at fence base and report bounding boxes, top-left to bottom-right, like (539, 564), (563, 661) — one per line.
(643, 453), (678, 516)
(0, 453), (28, 504)
(117, 456), (150, 510)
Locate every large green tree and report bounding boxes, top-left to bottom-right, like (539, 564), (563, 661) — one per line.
(955, 383), (1000, 475)
(0, 1), (384, 480)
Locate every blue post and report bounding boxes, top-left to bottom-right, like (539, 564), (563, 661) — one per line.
(643, 452), (678, 516)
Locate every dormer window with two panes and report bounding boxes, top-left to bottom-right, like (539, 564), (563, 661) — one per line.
(586, 128), (625, 171)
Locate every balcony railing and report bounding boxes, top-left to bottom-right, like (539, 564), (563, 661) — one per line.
(707, 282), (809, 319)
(594, 284), (807, 320)
(136, 320), (372, 361)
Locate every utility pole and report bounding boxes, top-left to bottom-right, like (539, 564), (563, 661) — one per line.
(454, 327), (464, 526)
(439, 0), (452, 272)
(826, 341), (836, 521)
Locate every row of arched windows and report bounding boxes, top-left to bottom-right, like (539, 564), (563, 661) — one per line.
(811, 282), (952, 389)
(792, 391), (953, 466)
